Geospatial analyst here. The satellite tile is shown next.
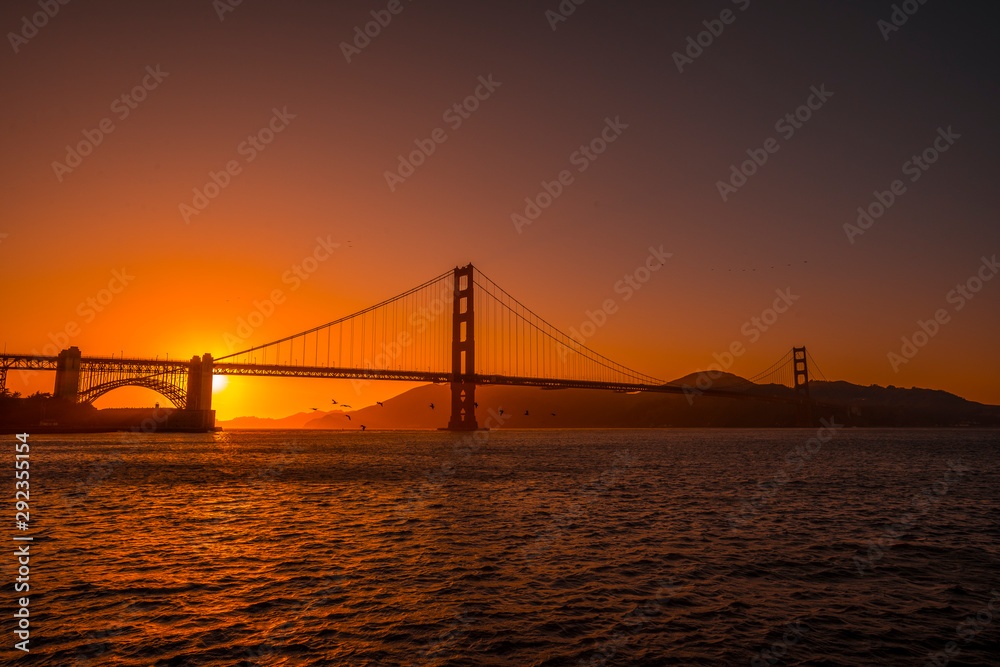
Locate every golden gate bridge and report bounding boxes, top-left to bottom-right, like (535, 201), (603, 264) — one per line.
(0, 264), (825, 430)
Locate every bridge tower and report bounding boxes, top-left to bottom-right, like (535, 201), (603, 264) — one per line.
(185, 353), (214, 412)
(53, 346), (82, 402)
(793, 346), (814, 426)
(793, 346), (809, 397)
(447, 264), (479, 430)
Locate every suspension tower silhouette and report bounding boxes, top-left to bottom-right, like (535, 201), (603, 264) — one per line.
(447, 264), (479, 430)
(793, 347), (809, 397)
(793, 346), (813, 425)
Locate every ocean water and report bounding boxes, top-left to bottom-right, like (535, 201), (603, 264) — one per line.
(20, 427), (1000, 666)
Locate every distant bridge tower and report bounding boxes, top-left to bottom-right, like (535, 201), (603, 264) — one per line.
(447, 264), (479, 430)
(793, 346), (814, 426)
(792, 346), (809, 397)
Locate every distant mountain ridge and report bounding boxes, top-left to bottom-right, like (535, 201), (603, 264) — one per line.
(216, 375), (1000, 429)
(218, 410), (347, 430)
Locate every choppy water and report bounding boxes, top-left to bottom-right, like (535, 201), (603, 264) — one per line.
(18, 428), (1000, 665)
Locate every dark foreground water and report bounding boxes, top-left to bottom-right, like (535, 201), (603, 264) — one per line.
(15, 428), (1000, 665)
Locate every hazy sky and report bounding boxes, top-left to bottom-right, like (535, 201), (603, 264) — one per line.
(2, 0), (998, 418)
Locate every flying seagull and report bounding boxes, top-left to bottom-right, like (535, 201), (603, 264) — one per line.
(430, 403), (435, 410)
(311, 408), (318, 411)
(524, 410), (530, 416)
(345, 414), (351, 421)
(376, 401), (384, 407)
(360, 425), (366, 431)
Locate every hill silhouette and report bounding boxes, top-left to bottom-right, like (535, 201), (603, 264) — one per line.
(216, 375), (1000, 429)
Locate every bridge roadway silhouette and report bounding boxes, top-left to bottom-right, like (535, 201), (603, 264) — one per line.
(1, 264), (818, 430)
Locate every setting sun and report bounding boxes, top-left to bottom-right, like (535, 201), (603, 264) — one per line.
(212, 375), (229, 393)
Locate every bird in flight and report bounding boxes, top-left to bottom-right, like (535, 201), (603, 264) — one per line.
(331, 399), (337, 404)
(360, 424), (366, 431)
(524, 410), (530, 416)
(430, 403), (435, 410)
(474, 402), (478, 408)
(376, 401), (384, 407)
(499, 408), (504, 416)
(551, 413), (557, 416)
(345, 414), (352, 421)
(340, 404), (352, 409)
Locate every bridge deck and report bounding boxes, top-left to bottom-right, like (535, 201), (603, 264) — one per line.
(2, 355), (808, 406)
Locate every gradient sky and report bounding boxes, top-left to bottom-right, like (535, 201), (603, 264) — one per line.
(2, 0), (998, 419)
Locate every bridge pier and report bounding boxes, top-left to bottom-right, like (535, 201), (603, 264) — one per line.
(447, 264), (479, 430)
(53, 346), (82, 402)
(185, 353), (214, 411)
(185, 353), (216, 430)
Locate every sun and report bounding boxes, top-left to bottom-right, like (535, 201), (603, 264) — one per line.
(212, 375), (229, 393)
